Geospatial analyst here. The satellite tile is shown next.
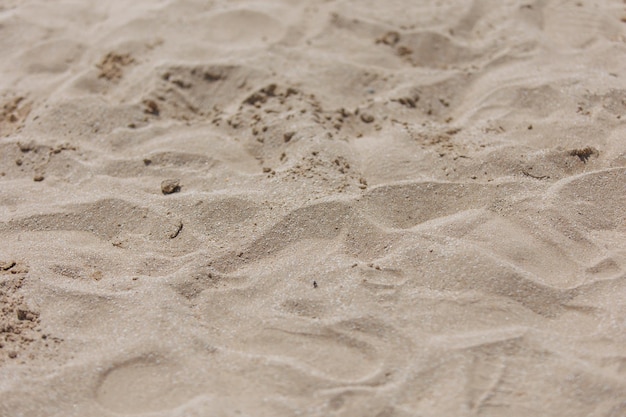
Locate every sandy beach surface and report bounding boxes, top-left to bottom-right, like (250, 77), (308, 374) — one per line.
(1, 1), (626, 416)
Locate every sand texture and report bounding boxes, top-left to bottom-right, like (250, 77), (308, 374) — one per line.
(1, 0), (626, 416)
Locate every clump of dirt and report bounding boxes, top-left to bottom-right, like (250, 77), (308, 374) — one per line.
(0, 261), (41, 363)
(569, 147), (598, 163)
(8, 141), (76, 182)
(97, 52), (135, 81)
(0, 96), (31, 136)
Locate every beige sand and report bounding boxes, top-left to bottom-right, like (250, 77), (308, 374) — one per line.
(1, 1), (626, 416)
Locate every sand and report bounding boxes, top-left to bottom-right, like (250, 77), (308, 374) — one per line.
(1, 0), (626, 416)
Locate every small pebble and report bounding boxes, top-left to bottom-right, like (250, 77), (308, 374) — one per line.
(143, 99), (159, 116)
(283, 131), (295, 142)
(360, 113), (374, 123)
(161, 179), (181, 195)
(16, 309), (36, 321)
(33, 174), (44, 182)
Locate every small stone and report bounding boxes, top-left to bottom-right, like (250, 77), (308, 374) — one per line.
(17, 141), (34, 152)
(161, 179), (181, 195)
(8, 351), (17, 359)
(283, 131), (295, 142)
(378, 31), (400, 46)
(262, 167), (272, 173)
(17, 309), (37, 321)
(169, 221), (183, 239)
(143, 99), (159, 116)
(360, 113), (374, 123)
(33, 174), (44, 182)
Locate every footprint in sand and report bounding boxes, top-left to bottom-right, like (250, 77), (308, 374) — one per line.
(96, 358), (201, 414)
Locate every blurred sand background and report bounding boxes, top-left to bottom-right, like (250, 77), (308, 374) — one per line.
(1, 0), (626, 416)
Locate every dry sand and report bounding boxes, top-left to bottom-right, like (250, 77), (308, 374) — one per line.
(1, 0), (626, 416)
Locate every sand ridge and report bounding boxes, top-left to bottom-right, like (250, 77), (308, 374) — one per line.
(1, 0), (626, 416)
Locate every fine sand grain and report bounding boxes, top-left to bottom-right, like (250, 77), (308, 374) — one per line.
(1, 1), (626, 416)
